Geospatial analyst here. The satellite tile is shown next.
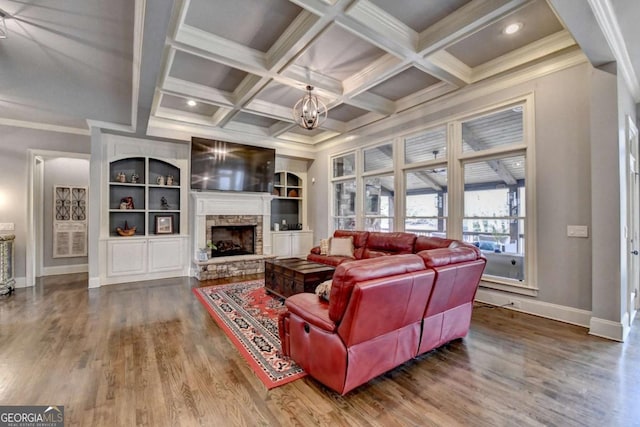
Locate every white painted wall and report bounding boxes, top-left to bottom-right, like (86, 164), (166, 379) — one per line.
(0, 126), (90, 283)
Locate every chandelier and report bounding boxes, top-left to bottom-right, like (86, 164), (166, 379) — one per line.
(292, 85), (327, 130)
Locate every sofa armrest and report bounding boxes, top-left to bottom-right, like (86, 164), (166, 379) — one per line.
(285, 293), (336, 332)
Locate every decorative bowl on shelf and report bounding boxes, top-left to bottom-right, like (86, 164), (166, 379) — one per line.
(272, 188), (280, 196)
(116, 221), (136, 236)
(288, 189), (298, 197)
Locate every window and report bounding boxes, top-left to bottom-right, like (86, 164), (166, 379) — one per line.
(405, 167), (448, 236)
(463, 155), (526, 282)
(331, 152), (357, 230)
(364, 175), (394, 232)
(327, 98), (534, 292)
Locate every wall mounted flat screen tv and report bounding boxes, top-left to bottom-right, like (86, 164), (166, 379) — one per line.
(190, 137), (275, 193)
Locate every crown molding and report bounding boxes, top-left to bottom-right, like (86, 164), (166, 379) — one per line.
(587, 0), (640, 102)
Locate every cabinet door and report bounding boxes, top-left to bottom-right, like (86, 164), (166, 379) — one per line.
(272, 233), (292, 257)
(290, 232), (314, 258)
(148, 238), (184, 272)
(107, 240), (147, 276)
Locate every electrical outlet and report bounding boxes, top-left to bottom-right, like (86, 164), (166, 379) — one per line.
(0, 223), (14, 231)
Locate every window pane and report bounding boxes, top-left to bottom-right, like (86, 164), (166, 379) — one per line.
(462, 106), (523, 153)
(334, 218), (356, 230)
(463, 154), (525, 282)
(333, 180), (356, 216)
(405, 167), (447, 236)
(404, 126), (447, 164)
(333, 153), (356, 178)
(364, 143), (393, 172)
(364, 175), (394, 232)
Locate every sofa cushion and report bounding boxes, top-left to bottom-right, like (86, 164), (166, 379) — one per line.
(329, 237), (355, 258)
(315, 280), (332, 301)
(418, 247), (479, 268)
(414, 236), (456, 252)
(362, 232), (417, 258)
(329, 254), (426, 322)
(307, 253), (350, 267)
(320, 238), (330, 255)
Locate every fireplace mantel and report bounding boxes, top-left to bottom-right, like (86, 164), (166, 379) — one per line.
(190, 191), (274, 268)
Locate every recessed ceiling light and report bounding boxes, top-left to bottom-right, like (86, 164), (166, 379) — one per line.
(187, 99), (197, 107)
(503, 23), (522, 35)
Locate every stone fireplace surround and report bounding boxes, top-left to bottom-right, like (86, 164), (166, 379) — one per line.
(191, 191), (276, 280)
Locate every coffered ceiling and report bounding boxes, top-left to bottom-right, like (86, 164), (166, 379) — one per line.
(151, 0), (573, 147)
(0, 0), (639, 153)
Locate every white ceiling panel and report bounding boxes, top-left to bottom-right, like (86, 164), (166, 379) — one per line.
(160, 95), (218, 116)
(233, 112), (280, 128)
(447, 0), (565, 67)
(294, 24), (387, 81)
(183, 0), (303, 52)
(368, 67), (441, 101)
(368, 0), (472, 33)
(169, 51), (249, 91)
(329, 103), (369, 122)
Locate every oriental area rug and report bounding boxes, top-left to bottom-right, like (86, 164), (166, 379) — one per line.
(192, 280), (307, 389)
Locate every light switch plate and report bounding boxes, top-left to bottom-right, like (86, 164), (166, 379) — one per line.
(567, 225), (588, 238)
(0, 223), (14, 231)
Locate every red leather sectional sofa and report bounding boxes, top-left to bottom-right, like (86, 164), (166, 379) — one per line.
(278, 230), (486, 395)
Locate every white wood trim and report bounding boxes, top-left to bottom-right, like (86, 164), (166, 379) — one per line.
(417, 0), (533, 54)
(475, 288), (592, 328)
(426, 50), (473, 85)
(163, 76), (234, 107)
(13, 277), (27, 289)
(173, 25), (267, 75)
(342, 54), (407, 97)
(42, 264), (88, 276)
(129, 0), (146, 131)
(589, 315), (626, 342)
(472, 30), (576, 83)
(0, 118), (89, 135)
(588, 0), (640, 102)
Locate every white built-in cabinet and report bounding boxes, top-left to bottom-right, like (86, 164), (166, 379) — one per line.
(272, 231), (314, 258)
(100, 135), (189, 285)
(270, 170), (313, 258)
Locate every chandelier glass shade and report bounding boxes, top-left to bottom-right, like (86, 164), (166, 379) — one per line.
(292, 85), (327, 130)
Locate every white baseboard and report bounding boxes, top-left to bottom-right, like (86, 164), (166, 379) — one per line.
(475, 288), (592, 328)
(42, 264), (88, 276)
(88, 276), (101, 289)
(589, 315), (626, 342)
(13, 276), (28, 288)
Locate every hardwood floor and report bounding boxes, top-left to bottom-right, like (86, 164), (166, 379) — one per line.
(1, 274), (638, 426)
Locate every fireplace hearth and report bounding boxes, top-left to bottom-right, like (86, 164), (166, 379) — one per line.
(210, 225), (255, 257)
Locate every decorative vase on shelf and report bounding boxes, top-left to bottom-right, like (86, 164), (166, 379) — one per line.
(166, 175), (174, 186)
(156, 176), (165, 186)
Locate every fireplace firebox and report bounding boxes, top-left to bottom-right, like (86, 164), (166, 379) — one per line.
(210, 225), (256, 257)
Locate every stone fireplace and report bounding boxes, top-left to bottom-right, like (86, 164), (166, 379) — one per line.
(191, 192), (275, 280)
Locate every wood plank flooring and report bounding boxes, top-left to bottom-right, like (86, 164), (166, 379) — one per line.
(0, 273), (638, 426)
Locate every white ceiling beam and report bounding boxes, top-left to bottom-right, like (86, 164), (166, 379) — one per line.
(395, 82), (458, 113)
(281, 64), (343, 96)
(269, 121), (296, 137)
(342, 54), (408, 97)
(423, 51), (473, 85)
(472, 30), (576, 82)
(417, 0), (534, 55)
(232, 74), (271, 106)
(344, 0), (418, 51)
(173, 25), (267, 75)
(163, 76), (234, 107)
(343, 91), (395, 116)
(266, 11), (322, 70)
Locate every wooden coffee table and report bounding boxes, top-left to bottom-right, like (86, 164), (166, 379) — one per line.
(264, 258), (335, 299)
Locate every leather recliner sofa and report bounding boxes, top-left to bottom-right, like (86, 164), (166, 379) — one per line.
(307, 230), (478, 267)
(279, 243), (486, 395)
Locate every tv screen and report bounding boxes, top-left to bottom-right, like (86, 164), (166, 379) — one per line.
(190, 138), (275, 193)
